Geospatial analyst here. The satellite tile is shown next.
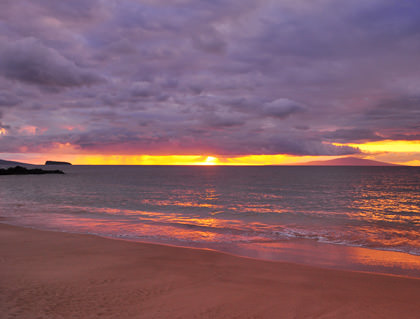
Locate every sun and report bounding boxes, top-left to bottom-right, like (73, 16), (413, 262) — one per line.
(201, 156), (218, 165)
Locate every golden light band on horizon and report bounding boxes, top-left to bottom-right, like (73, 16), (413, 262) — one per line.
(3, 140), (419, 166)
(6, 153), (334, 166)
(71, 154), (309, 165)
(333, 140), (420, 153)
(78, 155), (222, 166)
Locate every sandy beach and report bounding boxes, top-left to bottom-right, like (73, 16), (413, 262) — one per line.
(1, 223), (419, 319)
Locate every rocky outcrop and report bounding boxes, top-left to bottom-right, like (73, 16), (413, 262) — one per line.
(0, 166), (64, 175)
(45, 161), (72, 165)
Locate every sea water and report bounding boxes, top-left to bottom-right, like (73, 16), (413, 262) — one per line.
(1, 165), (419, 276)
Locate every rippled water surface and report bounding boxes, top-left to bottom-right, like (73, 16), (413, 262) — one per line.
(1, 165), (419, 276)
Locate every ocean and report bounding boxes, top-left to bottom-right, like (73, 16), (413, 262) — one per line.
(1, 165), (419, 276)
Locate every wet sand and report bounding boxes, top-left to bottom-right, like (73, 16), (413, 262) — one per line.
(1, 223), (419, 318)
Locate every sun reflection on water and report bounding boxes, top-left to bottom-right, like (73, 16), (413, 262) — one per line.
(1, 165), (419, 277)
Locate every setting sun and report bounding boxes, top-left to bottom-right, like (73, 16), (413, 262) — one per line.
(201, 156), (218, 165)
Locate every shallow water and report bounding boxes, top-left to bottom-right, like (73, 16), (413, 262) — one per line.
(1, 165), (419, 276)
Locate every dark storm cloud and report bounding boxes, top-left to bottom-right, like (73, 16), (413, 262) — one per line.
(130, 82), (158, 98)
(365, 97), (420, 125)
(323, 129), (382, 143)
(0, 92), (21, 107)
(267, 138), (360, 157)
(0, 38), (105, 88)
(191, 28), (227, 54)
(262, 99), (306, 119)
(0, 0), (419, 156)
(337, 96), (420, 141)
(201, 111), (245, 129)
(36, 0), (102, 21)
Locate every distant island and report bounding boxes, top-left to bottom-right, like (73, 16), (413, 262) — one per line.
(297, 157), (399, 166)
(0, 166), (64, 175)
(45, 161), (72, 165)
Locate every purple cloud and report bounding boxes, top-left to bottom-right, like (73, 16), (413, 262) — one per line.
(0, 0), (419, 157)
(262, 99), (306, 119)
(0, 38), (104, 88)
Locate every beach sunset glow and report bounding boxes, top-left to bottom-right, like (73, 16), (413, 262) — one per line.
(0, 1), (419, 166)
(1, 1), (419, 318)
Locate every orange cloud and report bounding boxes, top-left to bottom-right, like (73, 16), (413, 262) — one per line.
(18, 125), (48, 135)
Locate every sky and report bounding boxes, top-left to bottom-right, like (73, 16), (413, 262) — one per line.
(0, 0), (419, 165)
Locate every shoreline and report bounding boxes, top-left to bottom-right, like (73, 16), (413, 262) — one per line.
(2, 219), (420, 279)
(1, 223), (420, 318)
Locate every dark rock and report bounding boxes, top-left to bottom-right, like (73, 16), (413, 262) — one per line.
(45, 161), (72, 165)
(0, 166), (65, 175)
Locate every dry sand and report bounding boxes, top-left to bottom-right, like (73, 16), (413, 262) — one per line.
(1, 223), (419, 319)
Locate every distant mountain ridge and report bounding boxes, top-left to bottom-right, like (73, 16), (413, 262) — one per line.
(0, 159), (34, 167)
(297, 157), (399, 166)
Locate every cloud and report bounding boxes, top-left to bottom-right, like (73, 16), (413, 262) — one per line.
(0, 0), (419, 158)
(323, 129), (382, 143)
(0, 92), (21, 107)
(130, 81), (158, 98)
(365, 97), (420, 123)
(238, 135), (361, 156)
(0, 121), (10, 129)
(262, 99), (306, 118)
(339, 96), (420, 141)
(201, 112), (245, 128)
(0, 38), (105, 88)
(191, 28), (227, 54)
